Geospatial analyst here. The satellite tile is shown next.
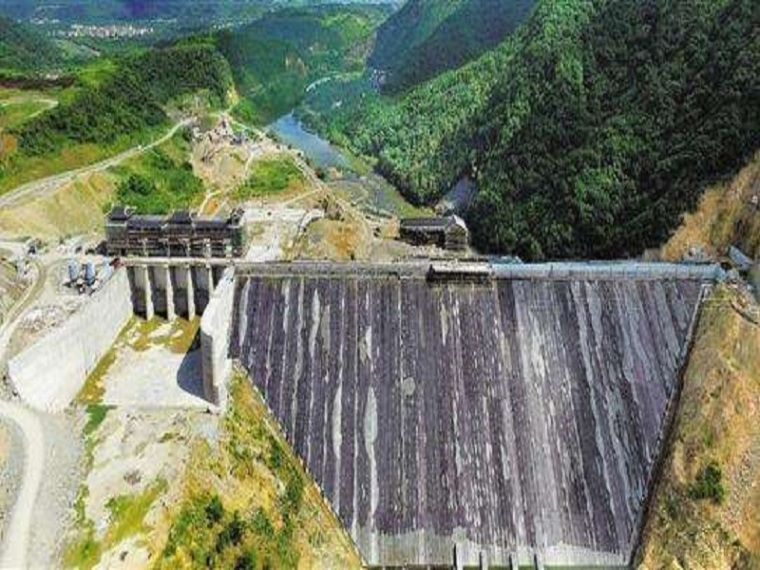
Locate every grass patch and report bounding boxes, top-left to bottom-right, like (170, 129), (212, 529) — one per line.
(63, 524), (99, 570)
(73, 484), (90, 526)
(233, 156), (305, 201)
(105, 479), (168, 545)
(158, 431), (179, 444)
(166, 318), (201, 354)
(638, 286), (760, 567)
(76, 317), (138, 405)
(0, 127), (164, 196)
(64, 480), (167, 570)
(76, 346), (117, 405)
(0, 99), (55, 130)
(156, 371), (361, 569)
(109, 130), (204, 214)
(126, 317), (200, 354)
(83, 404), (113, 438)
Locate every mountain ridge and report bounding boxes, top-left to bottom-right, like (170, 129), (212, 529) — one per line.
(369, 0), (535, 91)
(315, 0), (760, 259)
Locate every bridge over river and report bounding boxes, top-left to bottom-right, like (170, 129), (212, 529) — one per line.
(227, 261), (717, 567)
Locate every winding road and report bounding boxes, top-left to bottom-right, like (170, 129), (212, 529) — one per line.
(0, 96), (58, 121)
(0, 118), (192, 209)
(0, 254), (46, 569)
(0, 401), (44, 569)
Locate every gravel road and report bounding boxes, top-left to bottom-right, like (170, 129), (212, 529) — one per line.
(0, 400), (44, 568)
(0, 118), (192, 209)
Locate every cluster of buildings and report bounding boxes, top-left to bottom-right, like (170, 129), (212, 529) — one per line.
(105, 203), (471, 262)
(54, 24), (155, 39)
(192, 118), (248, 148)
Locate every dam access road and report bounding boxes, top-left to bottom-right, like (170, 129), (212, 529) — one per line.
(0, 252), (47, 569)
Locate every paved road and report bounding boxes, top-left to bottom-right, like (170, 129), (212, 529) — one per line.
(0, 118), (192, 209)
(0, 256), (47, 569)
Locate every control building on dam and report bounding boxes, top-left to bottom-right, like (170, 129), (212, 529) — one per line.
(228, 261), (716, 568)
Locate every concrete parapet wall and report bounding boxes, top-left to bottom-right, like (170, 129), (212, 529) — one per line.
(491, 261), (723, 281)
(200, 267), (236, 407)
(235, 260), (723, 282)
(8, 268), (133, 412)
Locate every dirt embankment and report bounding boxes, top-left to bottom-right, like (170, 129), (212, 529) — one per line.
(0, 172), (115, 242)
(637, 286), (760, 569)
(662, 151), (760, 262)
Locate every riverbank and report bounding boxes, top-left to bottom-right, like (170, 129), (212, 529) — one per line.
(267, 112), (430, 219)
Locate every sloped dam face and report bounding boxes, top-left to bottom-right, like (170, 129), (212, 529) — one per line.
(230, 264), (707, 567)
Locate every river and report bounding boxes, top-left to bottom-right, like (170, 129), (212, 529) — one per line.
(268, 112), (429, 218)
(267, 113), (348, 169)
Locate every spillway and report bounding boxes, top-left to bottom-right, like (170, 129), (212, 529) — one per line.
(229, 263), (709, 567)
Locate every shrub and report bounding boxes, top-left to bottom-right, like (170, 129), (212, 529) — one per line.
(688, 461), (726, 504)
(234, 551), (256, 570)
(205, 494), (225, 525)
(250, 508), (274, 539)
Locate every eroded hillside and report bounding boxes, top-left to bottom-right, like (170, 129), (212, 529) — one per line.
(637, 286), (760, 569)
(662, 150), (760, 262)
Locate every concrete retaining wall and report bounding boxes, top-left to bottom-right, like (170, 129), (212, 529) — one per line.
(200, 267), (235, 408)
(8, 268), (133, 412)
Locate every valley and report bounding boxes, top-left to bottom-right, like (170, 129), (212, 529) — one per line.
(0, 1), (758, 569)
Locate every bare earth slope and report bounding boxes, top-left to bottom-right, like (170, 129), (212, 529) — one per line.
(662, 150), (760, 262)
(637, 286), (760, 569)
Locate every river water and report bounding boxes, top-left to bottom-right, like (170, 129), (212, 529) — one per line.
(267, 113), (348, 169)
(267, 111), (428, 217)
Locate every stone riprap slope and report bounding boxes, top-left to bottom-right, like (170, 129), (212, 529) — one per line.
(230, 265), (706, 567)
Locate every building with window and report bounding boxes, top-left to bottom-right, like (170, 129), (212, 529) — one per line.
(399, 216), (470, 251)
(105, 207), (245, 258)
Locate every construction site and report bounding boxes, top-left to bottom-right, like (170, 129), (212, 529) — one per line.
(0, 112), (758, 570)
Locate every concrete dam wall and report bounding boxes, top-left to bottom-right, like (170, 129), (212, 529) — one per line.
(9, 268), (133, 412)
(230, 264), (708, 567)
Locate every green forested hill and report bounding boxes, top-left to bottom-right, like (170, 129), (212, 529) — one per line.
(218, 4), (389, 123)
(319, 0), (760, 259)
(0, 15), (62, 72)
(369, 0), (466, 73)
(369, 0), (535, 92)
(6, 44), (231, 158)
(1, 1), (397, 24)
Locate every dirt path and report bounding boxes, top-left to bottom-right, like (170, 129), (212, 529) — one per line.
(198, 189), (224, 216)
(0, 252), (48, 568)
(0, 401), (44, 569)
(0, 96), (58, 120)
(0, 118), (192, 209)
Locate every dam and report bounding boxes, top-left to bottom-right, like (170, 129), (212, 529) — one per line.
(229, 262), (714, 567)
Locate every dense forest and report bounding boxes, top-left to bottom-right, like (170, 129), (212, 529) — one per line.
(14, 44), (232, 155)
(0, 15), (62, 72)
(369, 0), (535, 92)
(314, 0), (760, 259)
(217, 4), (389, 123)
